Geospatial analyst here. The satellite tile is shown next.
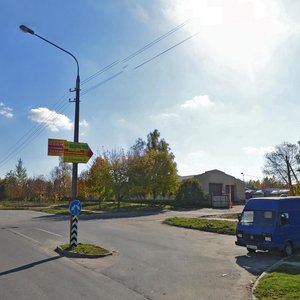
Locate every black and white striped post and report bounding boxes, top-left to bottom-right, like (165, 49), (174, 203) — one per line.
(70, 215), (79, 247)
(69, 200), (81, 247)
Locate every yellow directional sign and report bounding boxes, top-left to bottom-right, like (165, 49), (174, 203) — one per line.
(48, 139), (93, 163)
(63, 141), (93, 163)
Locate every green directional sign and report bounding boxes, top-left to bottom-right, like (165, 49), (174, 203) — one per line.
(63, 141), (93, 163)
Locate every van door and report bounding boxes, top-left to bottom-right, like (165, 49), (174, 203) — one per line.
(276, 211), (300, 251)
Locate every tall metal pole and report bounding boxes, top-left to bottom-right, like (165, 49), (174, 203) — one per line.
(72, 74), (80, 198)
(20, 25), (80, 245)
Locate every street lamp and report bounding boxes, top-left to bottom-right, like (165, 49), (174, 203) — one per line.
(19, 25), (80, 199)
(241, 172), (245, 182)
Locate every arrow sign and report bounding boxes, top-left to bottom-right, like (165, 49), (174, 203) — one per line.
(63, 141), (93, 163)
(69, 199), (82, 216)
(48, 139), (93, 163)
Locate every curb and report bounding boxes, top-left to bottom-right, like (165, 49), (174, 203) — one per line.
(251, 257), (286, 300)
(55, 246), (113, 259)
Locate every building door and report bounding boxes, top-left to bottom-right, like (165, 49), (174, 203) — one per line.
(209, 183), (222, 196)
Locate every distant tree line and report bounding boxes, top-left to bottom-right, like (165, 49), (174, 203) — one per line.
(0, 157), (72, 202)
(0, 130), (207, 207)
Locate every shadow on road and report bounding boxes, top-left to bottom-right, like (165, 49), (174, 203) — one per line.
(32, 208), (166, 222)
(0, 255), (61, 277)
(235, 251), (282, 275)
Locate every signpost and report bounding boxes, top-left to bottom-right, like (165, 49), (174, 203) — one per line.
(69, 200), (82, 247)
(48, 139), (93, 163)
(48, 140), (93, 246)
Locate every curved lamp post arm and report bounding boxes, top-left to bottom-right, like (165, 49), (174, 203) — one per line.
(20, 24), (80, 198)
(19, 25), (79, 76)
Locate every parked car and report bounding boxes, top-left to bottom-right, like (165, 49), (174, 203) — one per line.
(235, 197), (300, 256)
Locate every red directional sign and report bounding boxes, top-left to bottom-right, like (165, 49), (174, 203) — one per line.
(48, 139), (65, 156)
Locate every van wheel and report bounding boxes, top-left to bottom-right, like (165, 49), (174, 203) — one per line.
(284, 242), (293, 256)
(247, 247), (256, 253)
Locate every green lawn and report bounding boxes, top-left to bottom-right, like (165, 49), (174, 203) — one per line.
(163, 217), (237, 235)
(254, 262), (300, 300)
(60, 243), (110, 255)
(0, 200), (166, 214)
(0, 200), (51, 210)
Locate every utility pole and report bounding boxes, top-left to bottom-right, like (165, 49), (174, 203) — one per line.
(20, 25), (81, 245)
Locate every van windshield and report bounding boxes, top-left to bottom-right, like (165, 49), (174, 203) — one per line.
(240, 210), (275, 228)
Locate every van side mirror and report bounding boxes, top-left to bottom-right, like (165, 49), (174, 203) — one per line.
(280, 213), (289, 226)
(238, 214), (242, 222)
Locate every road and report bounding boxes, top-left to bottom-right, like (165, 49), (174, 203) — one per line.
(0, 208), (281, 300)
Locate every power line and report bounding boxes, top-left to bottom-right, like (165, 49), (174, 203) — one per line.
(122, 20), (190, 63)
(81, 60), (119, 85)
(134, 31), (200, 70)
(81, 71), (124, 96)
(80, 31), (200, 96)
(80, 19), (189, 88)
(1, 20), (193, 176)
(0, 101), (71, 171)
(0, 92), (71, 172)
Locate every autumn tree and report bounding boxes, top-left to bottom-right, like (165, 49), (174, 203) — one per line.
(127, 149), (150, 200)
(87, 156), (113, 200)
(145, 129), (178, 200)
(263, 142), (299, 193)
(26, 175), (50, 201)
(50, 157), (72, 201)
(145, 149), (178, 201)
(103, 149), (129, 208)
(78, 170), (90, 199)
(3, 158), (28, 200)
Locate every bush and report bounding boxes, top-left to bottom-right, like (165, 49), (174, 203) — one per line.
(175, 178), (207, 208)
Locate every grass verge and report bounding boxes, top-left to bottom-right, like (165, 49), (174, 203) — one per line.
(254, 263), (300, 300)
(60, 243), (110, 255)
(31, 207), (70, 214)
(163, 217), (237, 235)
(0, 200), (166, 214)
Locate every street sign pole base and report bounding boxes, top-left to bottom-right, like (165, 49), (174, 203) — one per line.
(70, 215), (78, 247)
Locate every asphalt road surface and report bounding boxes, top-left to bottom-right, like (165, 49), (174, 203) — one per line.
(0, 208), (281, 300)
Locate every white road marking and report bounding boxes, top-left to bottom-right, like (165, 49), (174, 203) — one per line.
(9, 229), (40, 244)
(34, 228), (63, 237)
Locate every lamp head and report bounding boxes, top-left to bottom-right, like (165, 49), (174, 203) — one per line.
(19, 25), (35, 35)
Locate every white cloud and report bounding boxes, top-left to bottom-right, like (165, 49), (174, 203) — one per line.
(243, 146), (275, 155)
(180, 95), (215, 110)
(29, 107), (73, 132)
(0, 102), (13, 118)
(80, 120), (89, 127)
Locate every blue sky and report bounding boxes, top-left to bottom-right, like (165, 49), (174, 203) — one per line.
(1, 0), (300, 181)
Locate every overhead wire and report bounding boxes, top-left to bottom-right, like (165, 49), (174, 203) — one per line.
(122, 20), (190, 63)
(1, 19), (196, 175)
(81, 60), (119, 85)
(80, 19), (190, 89)
(79, 30), (200, 97)
(0, 100), (71, 171)
(81, 71), (124, 96)
(0, 91), (71, 172)
(134, 31), (200, 70)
